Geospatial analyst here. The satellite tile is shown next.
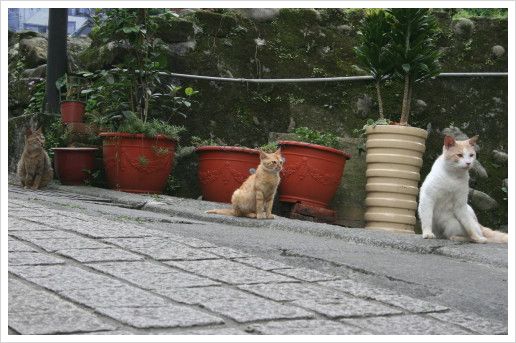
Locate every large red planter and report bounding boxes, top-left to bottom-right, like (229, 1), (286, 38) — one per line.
(60, 101), (86, 123)
(52, 147), (98, 185)
(99, 132), (177, 193)
(278, 140), (351, 208)
(195, 146), (260, 203)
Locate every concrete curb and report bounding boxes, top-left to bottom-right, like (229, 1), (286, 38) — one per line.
(38, 182), (507, 269)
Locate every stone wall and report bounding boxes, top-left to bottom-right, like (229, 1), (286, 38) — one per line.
(8, 9), (508, 230)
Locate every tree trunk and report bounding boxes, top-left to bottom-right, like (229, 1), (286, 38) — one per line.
(44, 9), (68, 114)
(400, 74), (410, 125)
(375, 80), (384, 119)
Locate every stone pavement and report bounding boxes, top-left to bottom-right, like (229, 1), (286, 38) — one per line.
(6, 181), (509, 335)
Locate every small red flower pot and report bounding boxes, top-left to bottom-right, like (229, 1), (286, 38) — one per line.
(278, 140), (351, 208)
(195, 146), (260, 203)
(99, 132), (177, 194)
(52, 147), (98, 185)
(60, 101), (86, 123)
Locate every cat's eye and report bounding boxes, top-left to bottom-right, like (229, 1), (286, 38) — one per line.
(470, 153), (474, 157)
(457, 154), (463, 158)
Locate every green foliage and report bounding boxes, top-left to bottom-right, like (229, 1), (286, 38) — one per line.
(23, 80), (46, 116)
(354, 9), (393, 82)
(452, 8), (508, 19)
(55, 73), (87, 101)
(259, 142), (279, 153)
(352, 118), (392, 155)
(116, 113), (185, 139)
(290, 127), (342, 150)
(190, 136), (226, 147)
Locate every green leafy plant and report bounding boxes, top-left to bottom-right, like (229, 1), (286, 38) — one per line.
(354, 9), (393, 119)
(386, 8), (441, 125)
(191, 136), (227, 147)
(290, 127), (342, 150)
(352, 118), (392, 154)
(55, 73), (87, 102)
(259, 142), (279, 153)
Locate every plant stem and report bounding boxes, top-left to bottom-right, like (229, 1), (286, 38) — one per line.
(375, 80), (384, 119)
(400, 74), (410, 125)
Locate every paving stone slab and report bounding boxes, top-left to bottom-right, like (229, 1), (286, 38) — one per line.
(9, 265), (125, 291)
(60, 284), (169, 308)
(156, 286), (314, 323)
(103, 237), (218, 260)
(79, 330), (135, 335)
(274, 267), (340, 282)
(233, 257), (292, 271)
(428, 311), (508, 335)
(8, 251), (65, 266)
(8, 239), (37, 252)
(21, 236), (111, 252)
(247, 319), (371, 335)
(202, 246), (252, 259)
(66, 225), (154, 239)
(149, 231), (218, 248)
(8, 218), (56, 231)
(8, 277), (116, 334)
(95, 306), (224, 329)
(168, 327), (249, 335)
(319, 279), (448, 313)
(167, 259), (296, 284)
(57, 248), (145, 263)
(292, 297), (403, 319)
(342, 314), (472, 335)
(238, 282), (349, 302)
(9, 230), (79, 240)
(87, 261), (220, 289)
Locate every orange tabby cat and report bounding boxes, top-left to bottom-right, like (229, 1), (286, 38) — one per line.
(207, 149), (283, 219)
(17, 127), (53, 189)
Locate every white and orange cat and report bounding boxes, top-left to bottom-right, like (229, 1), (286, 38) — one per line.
(207, 149), (283, 219)
(418, 135), (507, 243)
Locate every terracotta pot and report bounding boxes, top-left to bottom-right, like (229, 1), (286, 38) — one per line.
(99, 132), (177, 193)
(60, 101), (86, 123)
(364, 125), (428, 233)
(278, 140), (352, 208)
(195, 146), (259, 203)
(52, 147), (98, 185)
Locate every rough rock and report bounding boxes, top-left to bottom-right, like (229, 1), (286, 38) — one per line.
(21, 64), (47, 79)
(453, 18), (475, 38)
(471, 160), (488, 179)
(414, 99), (428, 114)
(491, 45), (505, 59)
(155, 16), (194, 43)
(356, 94), (373, 117)
(492, 150), (508, 164)
(236, 9), (280, 22)
(19, 37), (48, 68)
(469, 188), (498, 211)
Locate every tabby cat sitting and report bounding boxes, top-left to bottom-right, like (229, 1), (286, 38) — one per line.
(17, 127), (53, 190)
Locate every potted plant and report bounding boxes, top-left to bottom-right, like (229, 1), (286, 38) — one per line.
(56, 73), (87, 124)
(276, 127), (352, 210)
(355, 9), (441, 233)
(88, 9), (192, 193)
(193, 136), (260, 203)
(48, 122), (99, 186)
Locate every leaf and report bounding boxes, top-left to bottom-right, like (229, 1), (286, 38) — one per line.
(402, 64), (411, 73)
(105, 74), (115, 84)
(185, 87), (195, 96)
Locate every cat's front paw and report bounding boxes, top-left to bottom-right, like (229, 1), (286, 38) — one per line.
(266, 214), (275, 219)
(472, 235), (487, 244)
(256, 213), (267, 220)
(422, 232), (435, 239)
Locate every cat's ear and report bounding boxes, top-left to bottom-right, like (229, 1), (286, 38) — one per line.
(274, 148), (282, 155)
(444, 135), (456, 149)
(35, 127), (43, 134)
(468, 135), (479, 146)
(259, 149), (268, 160)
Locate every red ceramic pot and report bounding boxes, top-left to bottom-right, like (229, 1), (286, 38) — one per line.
(60, 101), (86, 123)
(278, 140), (351, 208)
(99, 132), (177, 193)
(195, 146), (260, 203)
(52, 147), (98, 185)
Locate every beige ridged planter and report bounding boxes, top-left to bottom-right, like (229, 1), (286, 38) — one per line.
(364, 125), (428, 233)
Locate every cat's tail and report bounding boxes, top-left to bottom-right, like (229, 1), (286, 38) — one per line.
(206, 208), (235, 216)
(481, 226), (508, 244)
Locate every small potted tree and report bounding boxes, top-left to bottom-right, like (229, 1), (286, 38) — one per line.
(193, 136), (260, 203)
(277, 127), (352, 210)
(356, 9), (441, 233)
(89, 9), (191, 193)
(56, 73), (87, 124)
